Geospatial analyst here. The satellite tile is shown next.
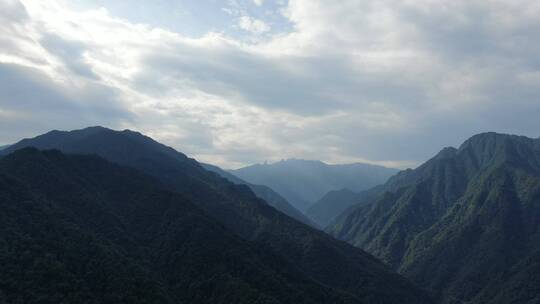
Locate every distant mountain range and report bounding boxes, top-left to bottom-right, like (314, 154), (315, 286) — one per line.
(201, 162), (315, 227)
(5, 127), (538, 304)
(0, 127), (432, 304)
(231, 159), (398, 212)
(328, 132), (540, 304)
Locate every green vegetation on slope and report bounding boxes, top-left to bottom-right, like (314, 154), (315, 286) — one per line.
(0, 148), (358, 304)
(328, 132), (540, 304)
(2, 127), (433, 304)
(307, 189), (360, 228)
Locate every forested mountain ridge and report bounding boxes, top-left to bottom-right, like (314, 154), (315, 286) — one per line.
(1, 127), (433, 304)
(0, 148), (359, 303)
(328, 132), (540, 304)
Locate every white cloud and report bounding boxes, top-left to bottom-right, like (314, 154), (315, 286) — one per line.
(253, 0), (264, 6)
(1, 0), (540, 169)
(238, 15), (270, 34)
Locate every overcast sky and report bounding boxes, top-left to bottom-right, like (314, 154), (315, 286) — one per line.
(1, 0), (539, 169)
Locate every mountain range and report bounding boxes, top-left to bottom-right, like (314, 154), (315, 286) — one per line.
(328, 132), (540, 304)
(231, 159), (398, 212)
(0, 148), (353, 303)
(3, 127), (539, 304)
(0, 127), (432, 304)
(201, 162), (315, 226)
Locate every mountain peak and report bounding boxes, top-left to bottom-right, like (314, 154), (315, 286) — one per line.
(434, 146), (457, 159)
(456, 132), (540, 171)
(0, 127), (434, 304)
(274, 158), (326, 166)
(329, 131), (540, 303)
(44, 126), (142, 137)
(459, 132), (534, 151)
(82, 125), (109, 131)
(35, 126), (112, 142)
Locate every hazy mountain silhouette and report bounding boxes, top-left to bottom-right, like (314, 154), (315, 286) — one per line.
(308, 188), (362, 228)
(1, 127), (432, 304)
(231, 159), (398, 212)
(201, 162), (315, 227)
(328, 132), (540, 304)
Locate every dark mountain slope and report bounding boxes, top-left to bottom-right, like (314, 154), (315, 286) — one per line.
(2, 127), (433, 304)
(0, 148), (357, 304)
(231, 159), (398, 212)
(308, 185), (387, 229)
(329, 146), (471, 267)
(307, 188), (363, 228)
(201, 163), (315, 227)
(328, 132), (540, 304)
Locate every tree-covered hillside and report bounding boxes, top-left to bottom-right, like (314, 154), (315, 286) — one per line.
(329, 133), (540, 304)
(2, 127), (432, 304)
(0, 148), (359, 303)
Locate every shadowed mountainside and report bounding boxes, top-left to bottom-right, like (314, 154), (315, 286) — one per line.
(2, 127), (432, 304)
(307, 188), (376, 228)
(0, 148), (360, 303)
(328, 132), (540, 304)
(202, 162), (315, 227)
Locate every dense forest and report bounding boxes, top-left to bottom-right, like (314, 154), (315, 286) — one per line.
(0, 127), (432, 304)
(329, 133), (540, 304)
(2, 128), (540, 303)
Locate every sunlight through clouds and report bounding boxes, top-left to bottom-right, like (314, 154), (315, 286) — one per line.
(0, 0), (539, 169)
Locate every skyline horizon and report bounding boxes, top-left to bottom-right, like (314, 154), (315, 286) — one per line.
(2, 125), (539, 171)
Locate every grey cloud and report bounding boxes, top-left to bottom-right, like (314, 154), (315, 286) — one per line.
(397, 2), (540, 70)
(297, 96), (540, 167)
(136, 43), (426, 116)
(0, 62), (132, 144)
(1, 0), (540, 169)
(137, 47), (341, 115)
(39, 33), (100, 79)
(0, 1), (50, 66)
(139, 106), (218, 155)
(118, 0), (540, 167)
(0, 0), (28, 24)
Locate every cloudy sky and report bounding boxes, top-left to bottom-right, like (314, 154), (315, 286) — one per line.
(1, 0), (539, 169)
